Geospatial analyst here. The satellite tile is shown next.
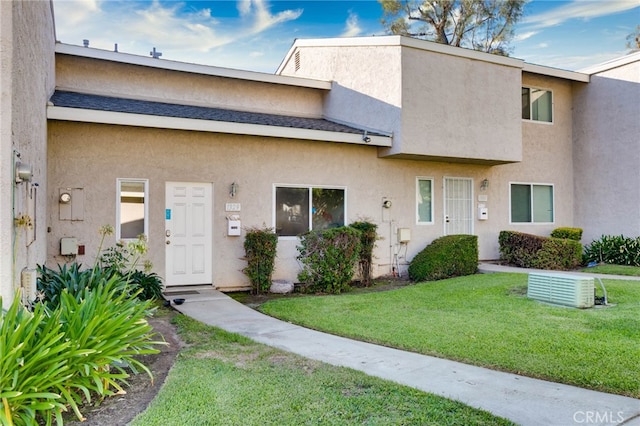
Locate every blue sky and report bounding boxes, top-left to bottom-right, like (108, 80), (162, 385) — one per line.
(53, 0), (640, 73)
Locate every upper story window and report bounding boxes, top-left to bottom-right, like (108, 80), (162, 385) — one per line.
(117, 179), (148, 240)
(510, 183), (554, 223)
(416, 177), (434, 224)
(522, 87), (553, 123)
(275, 185), (345, 237)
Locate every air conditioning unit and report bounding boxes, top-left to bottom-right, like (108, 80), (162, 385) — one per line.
(527, 272), (594, 308)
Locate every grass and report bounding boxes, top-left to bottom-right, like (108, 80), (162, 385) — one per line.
(259, 273), (640, 398)
(130, 314), (512, 426)
(580, 264), (640, 276)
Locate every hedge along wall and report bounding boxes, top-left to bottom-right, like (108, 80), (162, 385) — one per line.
(498, 231), (582, 270)
(408, 235), (478, 282)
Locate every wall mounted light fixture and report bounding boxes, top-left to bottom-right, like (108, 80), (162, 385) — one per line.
(480, 179), (489, 191)
(229, 182), (238, 198)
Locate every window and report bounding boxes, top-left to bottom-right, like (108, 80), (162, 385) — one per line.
(522, 87), (552, 123)
(275, 186), (345, 237)
(117, 179), (148, 240)
(416, 178), (434, 223)
(510, 183), (553, 223)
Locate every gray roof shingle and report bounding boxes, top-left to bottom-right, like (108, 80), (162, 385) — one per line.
(50, 91), (373, 135)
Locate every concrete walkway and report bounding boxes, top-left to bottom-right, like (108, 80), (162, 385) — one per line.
(167, 266), (640, 426)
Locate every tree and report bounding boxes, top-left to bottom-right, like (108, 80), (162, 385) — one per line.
(626, 25), (639, 52)
(379, 0), (526, 56)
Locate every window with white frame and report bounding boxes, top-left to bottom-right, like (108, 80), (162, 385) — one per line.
(117, 179), (148, 240)
(510, 183), (554, 223)
(275, 186), (345, 237)
(416, 178), (434, 224)
(522, 87), (553, 123)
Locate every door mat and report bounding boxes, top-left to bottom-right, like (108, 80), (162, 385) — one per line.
(164, 290), (200, 296)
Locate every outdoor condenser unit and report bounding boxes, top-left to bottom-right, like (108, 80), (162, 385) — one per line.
(527, 272), (595, 308)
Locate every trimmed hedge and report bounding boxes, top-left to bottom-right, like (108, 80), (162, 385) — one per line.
(408, 235), (478, 282)
(551, 227), (583, 241)
(499, 230), (582, 270)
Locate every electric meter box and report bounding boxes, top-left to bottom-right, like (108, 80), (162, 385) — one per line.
(60, 237), (78, 255)
(228, 220), (241, 236)
(397, 228), (411, 243)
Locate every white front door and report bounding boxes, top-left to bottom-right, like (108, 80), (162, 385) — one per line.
(165, 182), (213, 286)
(444, 177), (473, 235)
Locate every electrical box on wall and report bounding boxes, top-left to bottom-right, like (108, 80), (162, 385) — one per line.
(60, 237), (78, 255)
(397, 228), (411, 243)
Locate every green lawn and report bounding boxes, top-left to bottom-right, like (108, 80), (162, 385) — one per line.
(131, 314), (512, 426)
(580, 264), (640, 276)
(260, 273), (640, 398)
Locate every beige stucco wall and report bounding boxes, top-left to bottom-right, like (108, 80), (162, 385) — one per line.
(278, 37), (523, 164)
(573, 57), (640, 244)
(56, 55), (326, 118)
(0, 0), (55, 304)
(279, 44), (403, 139)
(46, 38), (581, 291)
(400, 46), (521, 163)
(48, 120), (525, 290)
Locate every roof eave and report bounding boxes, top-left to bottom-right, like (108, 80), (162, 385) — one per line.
(46, 106), (392, 147)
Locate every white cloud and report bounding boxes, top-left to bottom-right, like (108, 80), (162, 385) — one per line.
(52, 0), (303, 71)
(239, 0), (303, 34)
(522, 0), (639, 28)
(340, 11), (362, 37)
(514, 31), (538, 42)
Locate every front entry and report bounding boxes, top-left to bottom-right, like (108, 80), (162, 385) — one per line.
(444, 177), (473, 236)
(165, 182), (213, 286)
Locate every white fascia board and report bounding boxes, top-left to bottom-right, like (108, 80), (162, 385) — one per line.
(47, 106), (392, 147)
(578, 51), (640, 75)
(523, 63), (590, 83)
(55, 43), (332, 90)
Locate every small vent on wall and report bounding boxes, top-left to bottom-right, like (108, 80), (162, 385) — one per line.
(294, 51), (301, 72)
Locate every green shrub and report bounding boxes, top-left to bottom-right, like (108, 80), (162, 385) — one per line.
(408, 235), (478, 282)
(534, 238), (583, 270)
(550, 227), (583, 241)
(583, 235), (640, 266)
(498, 231), (544, 267)
(349, 221), (377, 286)
(1, 279), (163, 425)
(499, 231), (582, 270)
(56, 277), (163, 404)
(1, 291), (79, 426)
(36, 263), (118, 309)
(243, 227), (278, 294)
(297, 227), (361, 294)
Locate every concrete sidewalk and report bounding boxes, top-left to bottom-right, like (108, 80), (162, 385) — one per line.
(166, 270), (640, 426)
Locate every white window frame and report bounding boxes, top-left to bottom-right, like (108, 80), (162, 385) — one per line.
(116, 178), (149, 241)
(416, 177), (434, 225)
(509, 182), (555, 224)
(522, 86), (554, 124)
(273, 184), (347, 239)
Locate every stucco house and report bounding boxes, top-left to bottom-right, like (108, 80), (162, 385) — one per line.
(2, 1), (639, 303)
